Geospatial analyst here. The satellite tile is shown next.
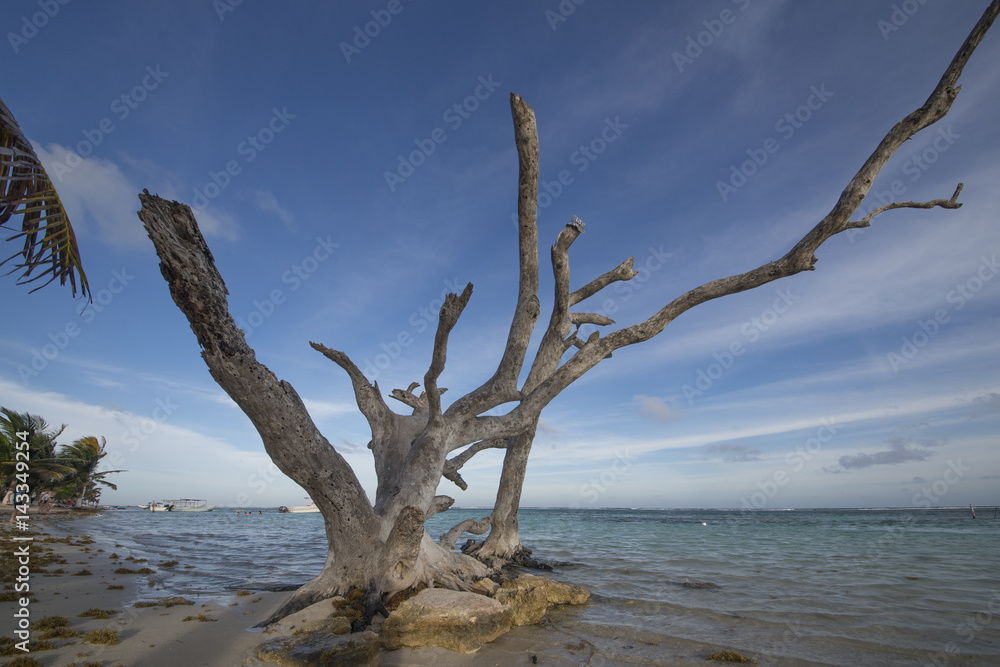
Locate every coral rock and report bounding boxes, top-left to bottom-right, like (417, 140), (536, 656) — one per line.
(381, 588), (512, 653)
(505, 574), (590, 605)
(494, 586), (548, 626)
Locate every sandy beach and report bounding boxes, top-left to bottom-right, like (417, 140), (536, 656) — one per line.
(1, 510), (292, 666)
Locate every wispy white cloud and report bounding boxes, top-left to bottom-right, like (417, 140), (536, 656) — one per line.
(704, 442), (763, 463)
(32, 143), (240, 244)
(0, 377), (302, 506)
(33, 143), (149, 248)
(301, 397), (358, 419)
(632, 394), (676, 423)
(252, 189), (295, 228)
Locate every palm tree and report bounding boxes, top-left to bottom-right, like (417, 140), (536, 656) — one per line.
(56, 436), (123, 507)
(0, 407), (75, 504)
(0, 95), (89, 299)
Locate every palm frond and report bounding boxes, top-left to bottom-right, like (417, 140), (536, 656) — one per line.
(0, 95), (89, 300)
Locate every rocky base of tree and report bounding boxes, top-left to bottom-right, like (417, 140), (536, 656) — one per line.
(254, 574), (590, 662)
(462, 539), (554, 571)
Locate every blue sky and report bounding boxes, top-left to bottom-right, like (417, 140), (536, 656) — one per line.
(2, 1), (999, 510)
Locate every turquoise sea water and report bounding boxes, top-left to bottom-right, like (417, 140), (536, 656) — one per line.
(53, 507), (1000, 665)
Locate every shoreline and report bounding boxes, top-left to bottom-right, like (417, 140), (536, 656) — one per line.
(1, 514), (610, 666)
(1, 514), (290, 666)
(7, 508), (995, 665)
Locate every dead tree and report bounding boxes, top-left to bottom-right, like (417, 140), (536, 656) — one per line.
(138, 1), (997, 624)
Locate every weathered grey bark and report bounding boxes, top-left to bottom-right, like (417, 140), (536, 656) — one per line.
(137, 0), (996, 625)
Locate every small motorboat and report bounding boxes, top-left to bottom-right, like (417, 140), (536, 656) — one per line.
(278, 500), (320, 513)
(165, 499), (216, 512)
(139, 499), (215, 512)
(139, 501), (173, 512)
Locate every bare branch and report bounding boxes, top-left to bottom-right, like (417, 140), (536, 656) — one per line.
(599, 3), (997, 361)
(389, 387), (424, 412)
(425, 495), (455, 520)
(570, 256), (639, 306)
(425, 283), (473, 421)
(441, 437), (508, 489)
(310, 342), (392, 426)
(439, 515), (492, 551)
(442, 468), (468, 491)
(446, 93), (541, 418)
(787, 1), (997, 263)
(571, 312), (615, 327)
(389, 384), (449, 414)
(550, 217), (585, 338)
(447, 438), (507, 467)
(513, 218), (589, 398)
(849, 183), (964, 229)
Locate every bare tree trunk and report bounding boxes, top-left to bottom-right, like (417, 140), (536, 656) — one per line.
(138, 195), (488, 624)
(468, 431), (532, 563)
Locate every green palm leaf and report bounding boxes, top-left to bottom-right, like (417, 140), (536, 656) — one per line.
(0, 95), (89, 299)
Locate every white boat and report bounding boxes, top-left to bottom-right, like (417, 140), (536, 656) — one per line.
(139, 501), (173, 511)
(166, 499), (215, 512)
(279, 500), (320, 513)
(139, 499), (215, 512)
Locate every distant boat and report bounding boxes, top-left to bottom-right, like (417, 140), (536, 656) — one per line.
(139, 499), (215, 512)
(139, 501), (172, 512)
(278, 500), (320, 514)
(167, 499), (215, 512)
